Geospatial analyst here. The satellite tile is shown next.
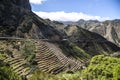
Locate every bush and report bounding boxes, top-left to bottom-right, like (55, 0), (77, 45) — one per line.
(58, 72), (81, 80)
(21, 40), (36, 65)
(81, 55), (120, 80)
(0, 60), (24, 80)
(0, 53), (7, 60)
(29, 70), (56, 80)
(29, 70), (82, 80)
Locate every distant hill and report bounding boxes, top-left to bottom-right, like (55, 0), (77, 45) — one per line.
(60, 21), (76, 25)
(62, 19), (120, 46)
(64, 25), (120, 55)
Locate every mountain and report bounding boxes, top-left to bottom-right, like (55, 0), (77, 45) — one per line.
(75, 19), (120, 46)
(0, 0), (120, 79)
(61, 21), (75, 25)
(64, 25), (120, 56)
(0, 0), (63, 39)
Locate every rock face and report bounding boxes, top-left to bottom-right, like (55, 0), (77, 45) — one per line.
(0, 0), (31, 26)
(0, 0), (62, 39)
(75, 19), (120, 46)
(11, 0), (31, 10)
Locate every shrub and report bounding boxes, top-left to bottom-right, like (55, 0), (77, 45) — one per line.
(58, 72), (81, 80)
(29, 70), (56, 80)
(0, 60), (24, 80)
(81, 55), (120, 80)
(21, 40), (36, 65)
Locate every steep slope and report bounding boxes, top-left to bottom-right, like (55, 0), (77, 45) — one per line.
(75, 19), (120, 46)
(64, 25), (120, 56)
(0, 40), (33, 79)
(44, 19), (67, 37)
(35, 40), (85, 74)
(45, 19), (65, 31)
(0, 0), (63, 40)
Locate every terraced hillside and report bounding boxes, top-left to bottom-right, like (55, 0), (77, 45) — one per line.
(35, 40), (85, 74)
(4, 53), (32, 78)
(0, 39), (86, 78)
(0, 40), (33, 78)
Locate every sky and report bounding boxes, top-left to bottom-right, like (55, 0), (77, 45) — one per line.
(30, 0), (120, 21)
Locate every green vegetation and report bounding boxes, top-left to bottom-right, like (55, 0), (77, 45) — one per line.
(29, 70), (56, 80)
(0, 66), (24, 80)
(29, 70), (81, 80)
(21, 40), (36, 65)
(0, 59), (25, 80)
(82, 55), (120, 80)
(59, 41), (91, 60)
(57, 72), (81, 80)
(0, 53), (6, 60)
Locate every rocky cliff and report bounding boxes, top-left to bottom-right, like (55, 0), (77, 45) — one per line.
(11, 0), (31, 10)
(0, 0), (31, 26)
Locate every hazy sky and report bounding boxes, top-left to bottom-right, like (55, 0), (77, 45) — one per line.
(30, 0), (120, 21)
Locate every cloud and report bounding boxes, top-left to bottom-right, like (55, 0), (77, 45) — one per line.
(30, 0), (46, 4)
(34, 11), (110, 21)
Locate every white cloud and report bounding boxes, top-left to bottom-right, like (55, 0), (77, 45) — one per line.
(34, 11), (110, 21)
(30, 0), (46, 4)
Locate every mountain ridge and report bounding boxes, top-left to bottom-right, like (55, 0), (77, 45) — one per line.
(62, 19), (120, 46)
